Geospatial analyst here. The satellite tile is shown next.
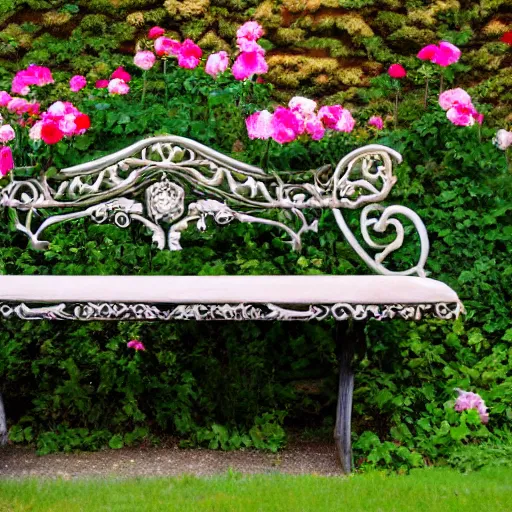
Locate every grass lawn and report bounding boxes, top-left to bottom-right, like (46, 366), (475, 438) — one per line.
(0, 467), (510, 512)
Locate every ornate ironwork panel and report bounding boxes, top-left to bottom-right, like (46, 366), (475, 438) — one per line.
(1, 136), (429, 276)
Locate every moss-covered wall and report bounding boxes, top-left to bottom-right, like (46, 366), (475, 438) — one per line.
(0, 0), (510, 108)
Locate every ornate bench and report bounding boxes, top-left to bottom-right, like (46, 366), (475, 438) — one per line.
(0, 136), (462, 472)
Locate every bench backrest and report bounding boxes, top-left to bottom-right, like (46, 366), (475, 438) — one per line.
(0, 136), (429, 277)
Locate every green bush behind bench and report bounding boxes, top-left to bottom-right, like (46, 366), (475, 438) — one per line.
(0, 73), (511, 471)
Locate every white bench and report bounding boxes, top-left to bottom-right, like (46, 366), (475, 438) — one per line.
(0, 137), (462, 472)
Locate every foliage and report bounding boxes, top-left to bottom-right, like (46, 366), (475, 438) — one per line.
(0, 26), (511, 471)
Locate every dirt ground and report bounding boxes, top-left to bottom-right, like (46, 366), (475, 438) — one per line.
(0, 441), (343, 479)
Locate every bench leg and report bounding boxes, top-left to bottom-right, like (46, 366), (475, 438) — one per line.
(334, 322), (364, 473)
(0, 392), (7, 446)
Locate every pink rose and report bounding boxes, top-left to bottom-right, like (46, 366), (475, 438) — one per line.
(205, 51), (229, 78)
(25, 64), (54, 86)
(318, 105), (355, 133)
(7, 98), (39, 116)
(11, 76), (30, 96)
(58, 116), (78, 137)
(454, 389), (488, 424)
(29, 121), (43, 141)
(432, 41), (461, 67)
(237, 21), (264, 43)
(7, 98), (30, 113)
(177, 39), (202, 69)
(26, 102), (40, 116)
(95, 80), (109, 89)
(0, 91), (12, 107)
(154, 36), (181, 57)
(438, 88), (472, 110)
(111, 67), (131, 83)
(11, 65), (54, 95)
(0, 146), (14, 177)
(237, 39), (265, 54)
(304, 115), (325, 141)
(46, 101), (66, 116)
(108, 78), (130, 95)
(446, 103), (478, 127)
(245, 110), (273, 140)
(270, 106), (304, 144)
(493, 129), (512, 150)
(417, 44), (438, 61)
(232, 51), (268, 80)
(368, 116), (384, 130)
(127, 340), (145, 351)
(134, 51), (156, 70)
(148, 26), (165, 39)
(288, 96), (317, 118)
(388, 63), (407, 79)
(69, 75), (87, 92)
(0, 124), (15, 143)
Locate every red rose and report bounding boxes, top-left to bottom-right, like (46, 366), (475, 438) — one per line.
(74, 114), (91, 134)
(501, 31), (512, 46)
(111, 67), (131, 83)
(388, 64), (407, 79)
(41, 122), (64, 145)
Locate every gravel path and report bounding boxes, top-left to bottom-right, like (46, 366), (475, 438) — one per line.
(0, 442), (342, 479)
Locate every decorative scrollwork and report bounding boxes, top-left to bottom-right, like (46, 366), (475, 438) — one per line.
(0, 136), (430, 276)
(333, 203), (429, 277)
(0, 301), (463, 322)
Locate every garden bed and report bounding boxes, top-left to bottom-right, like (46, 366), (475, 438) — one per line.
(1, 441), (339, 479)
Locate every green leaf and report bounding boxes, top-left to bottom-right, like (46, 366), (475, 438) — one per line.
(450, 424), (470, 441)
(109, 434), (124, 450)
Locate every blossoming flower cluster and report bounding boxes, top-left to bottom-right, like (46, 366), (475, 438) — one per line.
(246, 96), (355, 144)
(417, 41), (461, 67)
(454, 389), (489, 424)
(493, 129), (512, 150)
(368, 116), (384, 130)
(0, 83), (44, 175)
(0, 93), (40, 117)
(94, 67), (132, 95)
(11, 64), (54, 95)
(29, 101), (91, 145)
(127, 340), (145, 351)
(438, 88), (483, 127)
(0, 115), (15, 176)
(136, 28), (203, 71)
(136, 21), (267, 82)
(232, 21), (268, 80)
(69, 75), (87, 92)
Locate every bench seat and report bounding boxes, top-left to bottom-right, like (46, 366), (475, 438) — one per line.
(0, 275), (462, 322)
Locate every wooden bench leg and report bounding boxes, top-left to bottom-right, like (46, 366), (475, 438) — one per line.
(0, 392), (7, 446)
(334, 322), (364, 474)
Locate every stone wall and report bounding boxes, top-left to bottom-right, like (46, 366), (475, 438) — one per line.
(0, 0), (510, 110)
